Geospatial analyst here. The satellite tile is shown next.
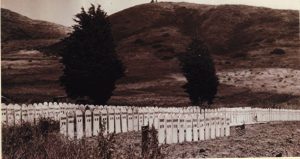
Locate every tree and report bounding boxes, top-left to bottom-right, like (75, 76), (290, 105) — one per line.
(179, 38), (219, 106)
(60, 5), (125, 104)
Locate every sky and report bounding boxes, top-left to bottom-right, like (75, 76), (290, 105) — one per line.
(2, 0), (300, 26)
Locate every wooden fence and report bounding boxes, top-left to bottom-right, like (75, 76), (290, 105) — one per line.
(2, 103), (300, 144)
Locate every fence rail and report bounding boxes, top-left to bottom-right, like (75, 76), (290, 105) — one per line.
(2, 102), (300, 144)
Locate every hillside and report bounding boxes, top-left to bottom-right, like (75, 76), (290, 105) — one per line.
(1, 8), (69, 42)
(110, 2), (299, 77)
(1, 3), (300, 107)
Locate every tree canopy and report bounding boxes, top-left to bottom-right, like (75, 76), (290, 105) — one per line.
(60, 5), (125, 104)
(179, 38), (219, 106)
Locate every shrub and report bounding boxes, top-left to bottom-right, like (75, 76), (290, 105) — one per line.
(2, 119), (117, 159)
(270, 48), (286, 55)
(134, 39), (145, 45)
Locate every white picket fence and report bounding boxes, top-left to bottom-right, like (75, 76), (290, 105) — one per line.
(2, 102), (300, 145)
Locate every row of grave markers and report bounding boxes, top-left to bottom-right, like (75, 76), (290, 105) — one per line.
(2, 103), (300, 144)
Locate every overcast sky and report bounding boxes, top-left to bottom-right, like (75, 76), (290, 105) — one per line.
(2, 0), (300, 26)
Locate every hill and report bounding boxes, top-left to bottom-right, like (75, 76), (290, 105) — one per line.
(110, 2), (299, 78)
(1, 8), (69, 42)
(1, 3), (300, 107)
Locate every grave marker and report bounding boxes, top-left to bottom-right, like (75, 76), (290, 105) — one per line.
(60, 113), (67, 136)
(158, 115), (166, 144)
(121, 108), (128, 133)
(67, 112), (75, 139)
(178, 116), (185, 143)
(93, 109), (100, 136)
(115, 108), (121, 133)
(85, 110), (92, 137)
(75, 110), (84, 139)
(127, 108), (133, 131)
(185, 116), (193, 142)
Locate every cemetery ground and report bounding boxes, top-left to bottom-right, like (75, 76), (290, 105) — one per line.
(113, 121), (300, 158)
(3, 121), (300, 158)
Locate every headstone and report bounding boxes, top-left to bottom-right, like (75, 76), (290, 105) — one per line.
(93, 109), (100, 136)
(21, 105), (28, 123)
(225, 118), (230, 136)
(75, 110), (84, 139)
(2, 104), (7, 124)
(67, 112), (75, 139)
(220, 118), (225, 137)
(127, 108), (133, 131)
(204, 118), (210, 140)
(138, 111), (144, 131)
(165, 115), (173, 144)
(178, 116), (185, 143)
(133, 109), (139, 131)
(14, 104), (22, 125)
(60, 113), (67, 136)
(215, 117), (221, 137)
(199, 119), (205, 140)
(107, 108), (115, 133)
(192, 115), (199, 142)
(153, 112), (160, 129)
(121, 108), (128, 133)
(85, 110), (92, 137)
(158, 115), (166, 144)
(34, 104), (41, 124)
(185, 116), (193, 142)
(208, 117), (214, 139)
(100, 108), (108, 135)
(149, 111), (154, 127)
(172, 114), (179, 144)
(115, 108), (121, 133)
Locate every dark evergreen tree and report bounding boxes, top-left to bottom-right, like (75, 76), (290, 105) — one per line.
(60, 5), (125, 104)
(179, 38), (219, 106)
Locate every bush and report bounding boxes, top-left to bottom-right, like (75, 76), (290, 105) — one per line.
(2, 118), (59, 159)
(270, 48), (286, 55)
(2, 119), (117, 159)
(134, 39), (146, 45)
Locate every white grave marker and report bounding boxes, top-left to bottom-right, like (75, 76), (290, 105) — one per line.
(158, 115), (166, 144)
(185, 117), (193, 142)
(127, 108), (133, 131)
(85, 110), (92, 137)
(60, 113), (67, 136)
(67, 112), (75, 139)
(93, 109), (100, 136)
(75, 110), (84, 139)
(121, 108), (128, 133)
(115, 108), (121, 133)
(107, 108), (115, 133)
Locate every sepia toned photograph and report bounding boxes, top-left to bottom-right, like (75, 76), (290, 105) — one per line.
(1, 0), (300, 158)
